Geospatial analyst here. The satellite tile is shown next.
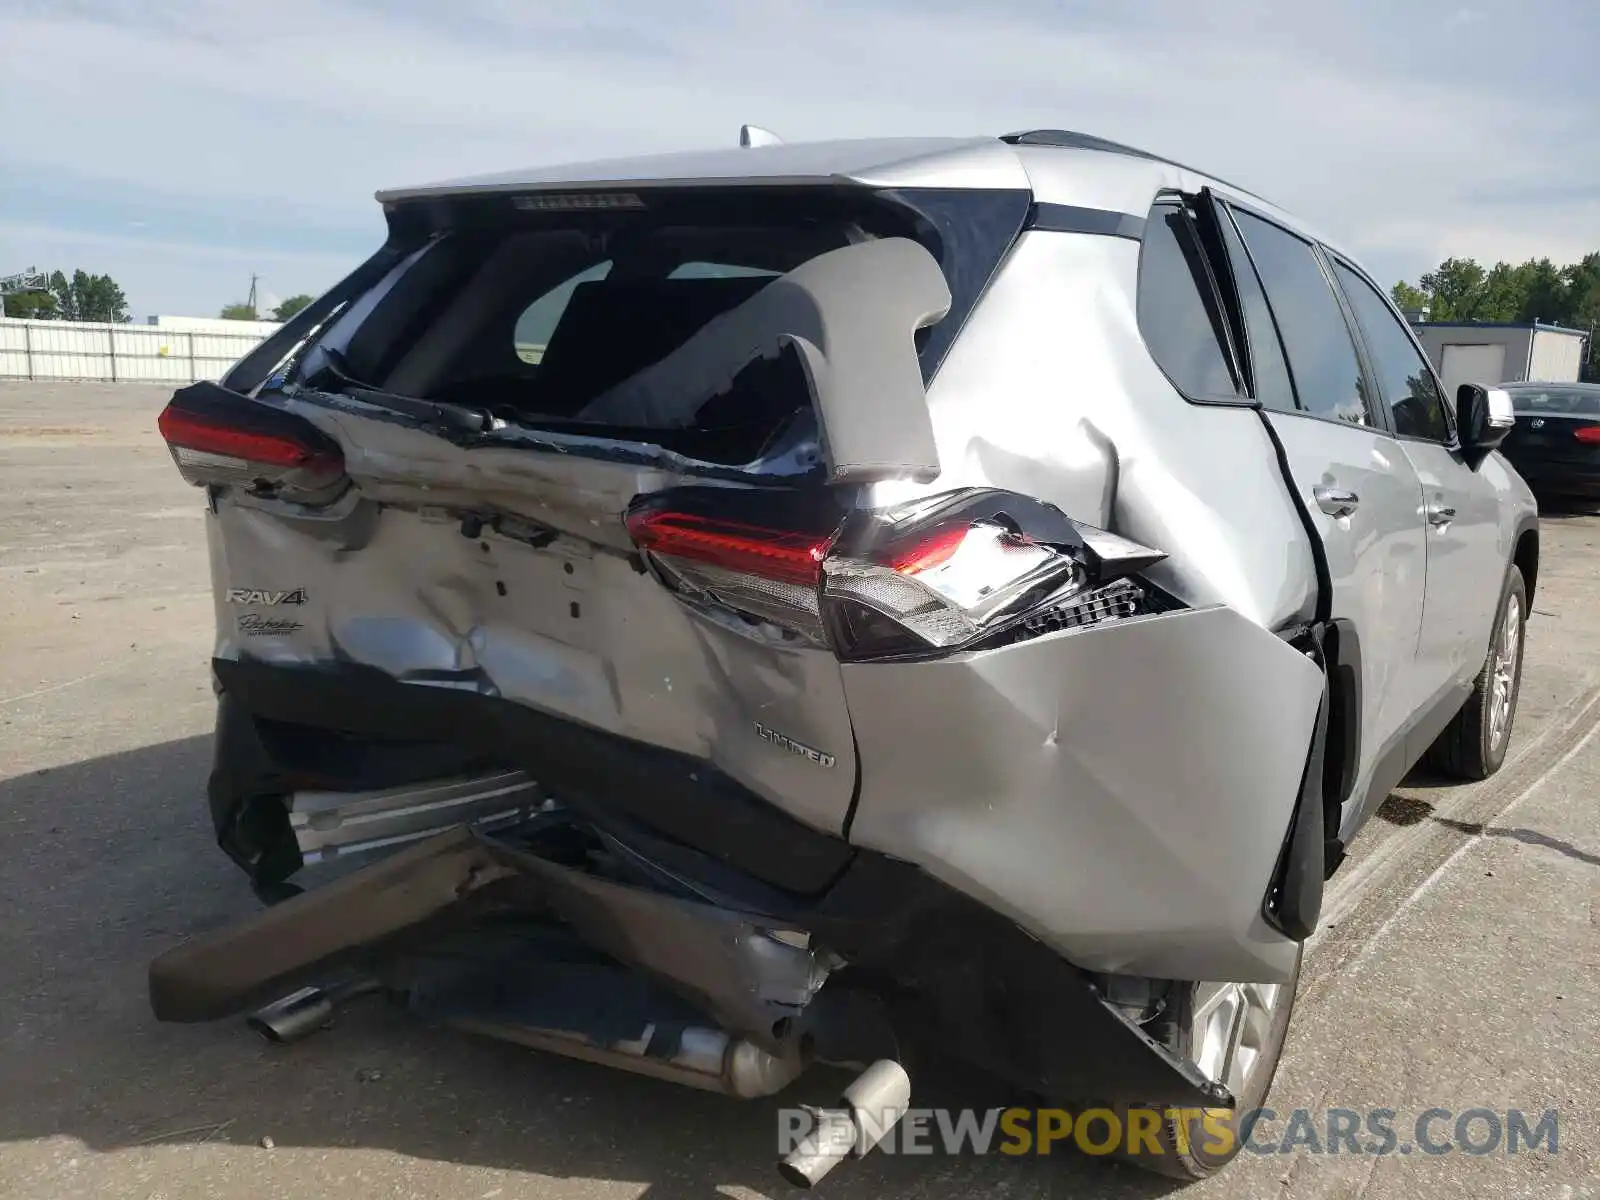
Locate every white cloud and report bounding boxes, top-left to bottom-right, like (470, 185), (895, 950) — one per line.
(2, 0), (1595, 314)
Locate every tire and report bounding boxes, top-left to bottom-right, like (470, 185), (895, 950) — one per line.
(1116, 945), (1303, 1180)
(1427, 565), (1527, 782)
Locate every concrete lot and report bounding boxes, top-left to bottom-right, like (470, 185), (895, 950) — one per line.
(2, 380), (1597, 1200)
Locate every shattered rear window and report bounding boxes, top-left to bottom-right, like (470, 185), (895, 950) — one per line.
(294, 187), (1032, 465)
(361, 220), (871, 434)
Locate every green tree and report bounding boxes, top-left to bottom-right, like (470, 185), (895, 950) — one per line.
(1516, 258), (1568, 324)
(271, 294), (314, 321)
(2, 290), (58, 319)
(1393, 249), (1600, 383)
(219, 302), (259, 320)
(46, 269), (129, 323)
(1391, 281), (1430, 314)
(1475, 262), (1528, 322)
(1418, 258), (1488, 321)
(1565, 254), (1600, 323)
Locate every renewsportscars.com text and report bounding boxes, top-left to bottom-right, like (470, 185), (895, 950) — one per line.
(777, 1106), (1560, 1159)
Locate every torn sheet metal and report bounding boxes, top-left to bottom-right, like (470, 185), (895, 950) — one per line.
(149, 825), (829, 1045)
(842, 603), (1324, 983)
(575, 237), (952, 484)
(149, 826), (505, 1023)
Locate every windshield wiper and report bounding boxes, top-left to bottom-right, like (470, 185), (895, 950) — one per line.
(306, 350), (492, 437)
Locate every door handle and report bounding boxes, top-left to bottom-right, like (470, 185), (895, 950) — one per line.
(1427, 504), (1456, 527)
(1314, 485), (1360, 519)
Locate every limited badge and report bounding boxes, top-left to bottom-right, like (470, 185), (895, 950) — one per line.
(754, 721), (836, 768)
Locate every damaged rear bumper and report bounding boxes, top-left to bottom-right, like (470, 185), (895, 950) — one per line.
(150, 817), (1230, 1110)
(182, 598), (1328, 1112)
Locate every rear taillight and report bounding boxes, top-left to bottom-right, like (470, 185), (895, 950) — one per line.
(157, 382), (346, 504)
(1574, 425), (1600, 444)
(626, 487), (1168, 660)
(625, 502), (838, 644)
(625, 510), (833, 586)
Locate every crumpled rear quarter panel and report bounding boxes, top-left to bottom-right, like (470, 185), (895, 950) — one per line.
(842, 603), (1323, 983)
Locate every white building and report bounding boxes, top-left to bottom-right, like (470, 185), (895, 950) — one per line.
(1410, 322), (1590, 402)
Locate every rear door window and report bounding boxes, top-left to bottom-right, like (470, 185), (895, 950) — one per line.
(1329, 260), (1452, 441)
(1136, 197), (1244, 402)
(1230, 209), (1371, 426)
(1214, 204), (1297, 413)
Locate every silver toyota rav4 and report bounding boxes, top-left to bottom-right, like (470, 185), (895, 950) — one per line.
(149, 129), (1538, 1184)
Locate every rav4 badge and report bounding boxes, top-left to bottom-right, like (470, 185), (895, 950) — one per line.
(226, 588), (308, 606)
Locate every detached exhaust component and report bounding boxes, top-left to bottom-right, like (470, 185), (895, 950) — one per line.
(246, 977), (383, 1045)
(441, 1018), (805, 1099)
(778, 1059), (913, 1188)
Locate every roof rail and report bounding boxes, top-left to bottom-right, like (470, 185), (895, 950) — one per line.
(999, 129), (1266, 202)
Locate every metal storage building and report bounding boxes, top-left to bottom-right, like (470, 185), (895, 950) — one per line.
(1410, 322), (1589, 402)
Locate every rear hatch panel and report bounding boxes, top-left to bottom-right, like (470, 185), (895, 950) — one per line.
(207, 440), (865, 842)
(188, 185), (1030, 870)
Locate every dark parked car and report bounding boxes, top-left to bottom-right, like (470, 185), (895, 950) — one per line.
(1498, 382), (1600, 503)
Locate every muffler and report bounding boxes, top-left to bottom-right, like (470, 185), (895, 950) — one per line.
(443, 1016), (806, 1099)
(247, 978), (383, 1045)
(778, 1059), (912, 1188)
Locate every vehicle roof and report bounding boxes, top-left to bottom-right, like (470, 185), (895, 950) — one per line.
(1503, 379), (1600, 390)
(375, 130), (1347, 260)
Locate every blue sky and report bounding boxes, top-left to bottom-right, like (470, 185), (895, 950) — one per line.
(2, 0), (1595, 319)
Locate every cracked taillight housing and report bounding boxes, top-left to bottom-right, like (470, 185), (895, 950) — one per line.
(157, 381), (348, 505)
(626, 487), (1167, 660)
(823, 520), (1079, 651)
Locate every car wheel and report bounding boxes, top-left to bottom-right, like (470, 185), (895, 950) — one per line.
(1428, 565), (1527, 782)
(1116, 946), (1302, 1179)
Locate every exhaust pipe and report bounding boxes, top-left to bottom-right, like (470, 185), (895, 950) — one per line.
(443, 1018), (807, 1099)
(778, 1059), (911, 1188)
(246, 979), (382, 1045)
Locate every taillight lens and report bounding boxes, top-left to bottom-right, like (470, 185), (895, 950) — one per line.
(1574, 425), (1600, 444)
(157, 382), (346, 504)
(626, 487), (1168, 659)
(625, 500), (841, 644)
(625, 510), (833, 586)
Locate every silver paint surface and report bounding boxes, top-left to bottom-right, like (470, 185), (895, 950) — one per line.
(375, 136), (1028, 203)
(867, 230), (1318, 630)
(842, 604), (1323, 983)
(1264, 411), (1429, 817)
(208, 440), (862, 836)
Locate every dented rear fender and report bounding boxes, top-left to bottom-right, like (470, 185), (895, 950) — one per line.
(842, 602), (1325, 983)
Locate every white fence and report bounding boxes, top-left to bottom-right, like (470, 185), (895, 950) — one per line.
(0, 317), (278, 385)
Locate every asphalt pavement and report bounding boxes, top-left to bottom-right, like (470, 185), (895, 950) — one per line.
(2, 380), (1596, 1200)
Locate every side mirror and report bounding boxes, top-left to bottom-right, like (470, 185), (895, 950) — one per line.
(1456, 383), (1514, 467)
